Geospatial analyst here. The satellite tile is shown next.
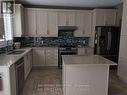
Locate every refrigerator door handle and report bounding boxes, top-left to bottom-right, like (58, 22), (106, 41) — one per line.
(107, 32), (111, 50)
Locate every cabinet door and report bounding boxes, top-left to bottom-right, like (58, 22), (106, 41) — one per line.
(25, 8), (36, 36)
(95, 12), (105, 26)
(85, 48), (94, 55)
(36, 9), (47, 36)
(104, 11), (117, 26)
(58, 12), (67, 26)
(45, 48), (58, 66)
(77, 48), (86, 55)
(75, 12), (92, 37)
(47, 11), (58, 37)
(67, 12), (76, 26)
(33, 49), (45, 66)
(83, 12), (92, 36)
(75, 12), (84, 37)
(58, 12), (75, 26)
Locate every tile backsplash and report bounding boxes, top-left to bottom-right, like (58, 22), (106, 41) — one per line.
(14, 37), (89, 47)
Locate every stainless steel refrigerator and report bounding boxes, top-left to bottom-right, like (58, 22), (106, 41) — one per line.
(94, 26), (120, 63)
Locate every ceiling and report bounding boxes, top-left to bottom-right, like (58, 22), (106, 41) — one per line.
(17, 0), (122, 7)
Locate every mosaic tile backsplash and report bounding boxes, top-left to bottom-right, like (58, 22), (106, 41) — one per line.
(14, 37), (89, 47)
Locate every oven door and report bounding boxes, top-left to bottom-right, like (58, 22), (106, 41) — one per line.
(58, 51), (77, 69)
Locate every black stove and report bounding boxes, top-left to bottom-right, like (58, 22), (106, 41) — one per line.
(58, 46), (77, 69)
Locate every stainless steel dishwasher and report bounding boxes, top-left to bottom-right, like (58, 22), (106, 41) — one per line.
(15, 57), (24, 95)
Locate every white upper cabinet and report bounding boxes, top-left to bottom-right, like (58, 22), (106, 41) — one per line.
(75, 11), (92, 37)
(94, 11), (105, 26)
(36, 9), (47, 36)
(47, 11), (58, 37)
(13, 4), (25, 37)
(68, 12), (76, 26)
(93, 9), (117, 26)
(104, 11), (117, 26)
(24, 8), (117, 37)
(58, 11), (76, 26)
(83, 12), (93, 36)
(58, 12), (67, 26)
(25, 8), (36, 36)
(25, 8), (58, 37)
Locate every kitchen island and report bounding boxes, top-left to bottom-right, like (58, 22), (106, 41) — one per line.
(62, 55), (117, 95)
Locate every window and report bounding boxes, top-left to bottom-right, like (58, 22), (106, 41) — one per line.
(3, 14), (13, 40)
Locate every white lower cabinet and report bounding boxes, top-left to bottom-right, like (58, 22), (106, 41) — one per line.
(33, 48), (45, 66)
(78, 47), (94, 55)
(45, 48), (58, 66)
(33, 47), (58, 67)
(24, 50), (32, 79)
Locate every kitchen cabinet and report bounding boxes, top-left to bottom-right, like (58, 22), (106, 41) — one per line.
(33, 48), (45, 66)
(24, 50), (32, 79)
(78, 47), (93, 55)
(45, 47), (58, 66)
(58, 12), (76, 26)
(75, 11), (93, 37)
(13, 4), (25, 37)
(93, 9), (117, 26)
(33, 47), (58, 67)
(47, 11), (58, 37)
(25, 8), (58, 37)
(36, 9), (47, 36)
(25, 8), (36, 36)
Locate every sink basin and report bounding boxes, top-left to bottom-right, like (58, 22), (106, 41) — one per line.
(7, 50), (25, 55)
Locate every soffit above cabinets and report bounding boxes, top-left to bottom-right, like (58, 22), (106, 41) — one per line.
(17, 0), (122, 7)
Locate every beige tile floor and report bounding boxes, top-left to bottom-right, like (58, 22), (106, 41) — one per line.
(21, 68), (127, 95)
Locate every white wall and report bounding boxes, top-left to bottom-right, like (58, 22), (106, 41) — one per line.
(116, 3), (123, 26)
(118, 0), (127, 83)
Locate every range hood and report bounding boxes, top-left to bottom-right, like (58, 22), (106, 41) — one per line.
(58, 26), (78, 31)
